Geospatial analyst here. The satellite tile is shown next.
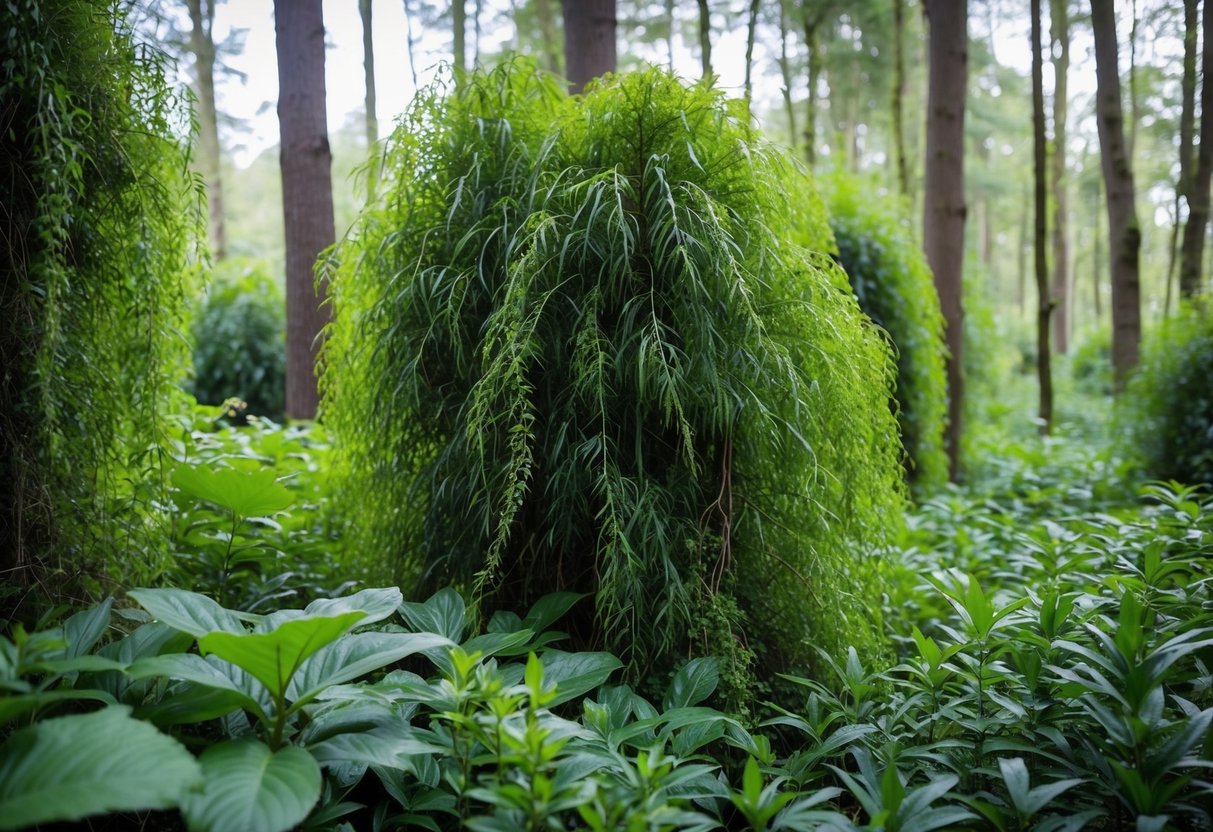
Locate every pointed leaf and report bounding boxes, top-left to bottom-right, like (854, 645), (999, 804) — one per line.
(128, 587), (247, 639)
(540, 650), (624, 706)
(302, 588), (403, 628)
(287, 631), (454, 706)
(180, 740), (321, 832)
(398, 588), (467, 641)
(663, 657), (721, 710)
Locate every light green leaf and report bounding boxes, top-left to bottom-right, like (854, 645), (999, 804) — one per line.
(200, 612), (366, 700)
(0, 706), (201, 830)
(180, 740), (321, 832)
(540, 650), (624, 706)
(663, 656), (720, 710)
(173, 463), (295, 517)
(303, 588), (403, 627)
(128, 587), (248, 639)
(308, 726), (445, 770)
(287, 631), (454, 707)
(398, 588), (467, 641)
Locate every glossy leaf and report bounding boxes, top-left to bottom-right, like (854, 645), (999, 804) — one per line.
(180, 739), (321, 832)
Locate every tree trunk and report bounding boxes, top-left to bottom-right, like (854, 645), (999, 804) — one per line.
(473, 0), (483, 66)
(1166, 0), (1197, 308)
(275, 0), (335, 420)
(893, 0), (909, 197)
(1181, 0), (1213, 298)
(665, 0), (675, 70)
(562, 0), (616, 93)
(1050, 0), (1070, 353)
(188, 0), (225, 260)
(743, 0), (760, 106)
(922, 0), (967, 480)
(804, 14), (823, 168)
(1032, 0), (1052, 433)
(1127, 0), (1138, 163)
(1090, 0), (1141, 389)
(360, 0), (378, 199)
(778, 0), (797, 148)
(453, 0), (466, 79)
(696, 0), (712, 80)
(536, 0), (561, 74)
(1093, 171), (1103, 321)
(1018, 181), (1028, 316)
(403, 0), (419, 88)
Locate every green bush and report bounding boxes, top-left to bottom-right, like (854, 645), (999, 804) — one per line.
(826, 176), (948, 489)
(321, 64), (904, 693)
(190, 260), (286, 422)
(1125, 305), (1213, 485)
(0, 0), (200, 593)
(1068, 324), (1112, 395)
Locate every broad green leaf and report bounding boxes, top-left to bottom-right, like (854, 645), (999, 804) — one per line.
(127, 653), (268, 721)
(60, 598), (113, 658)
(0, 706), (201, 830)
(128, 587), (247, 638)
(522, 592), (587, 633)
(303, 587), (403, 627)
(308, 726), (446, 769)
(540, 650), (624, 706)
(287, 631), (454, 707)
(398, 588), (467, 641)
(0, 689), (117, 727)
(200, 612), (366, 700)
(180, 740), (321, 832)
(173, 463), (295, 518)
(137, 683), (255, 727)
(663, 656), (720, 710)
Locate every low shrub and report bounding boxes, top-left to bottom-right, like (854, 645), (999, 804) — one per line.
(1123, 305), (1213, 486)
(1067, 324), (1112, 396)
(189, 260), (286, 422)
(826, 176), (948, 489)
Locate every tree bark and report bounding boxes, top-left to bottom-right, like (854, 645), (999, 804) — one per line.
(275, 0), (335, 420)
(778, 0), (797, 148)
(697, 0), (712, 80)
(1032, 0), (1053, 433)
(665, 0), (675, 70)
(562, 0), (616, 93)
(1167, 0), (1197, 309)
(893, 0), (909, 197)
(536, 0), (561, 74)
(403, 0), (419, 88)
(1181, 0), (1213, 298)
(1050, 0), (1070, 354)
(743, 0), (760, 106)
(453, 0), (466, 79)
(1090, 0), (1141, 389)
(188, 0), (225, 260)
(803, 12), (824, 168)
(923, 0), (967, 480)
(360, 0), (378, 199)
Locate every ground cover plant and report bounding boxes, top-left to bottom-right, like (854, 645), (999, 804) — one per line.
(321, 64), (906, 695)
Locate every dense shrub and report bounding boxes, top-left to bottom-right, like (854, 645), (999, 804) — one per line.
(826, 176), (948, 488)
(1068, 324), (1112, 395)
(1124, 305), (1213, 485)
(0, 0), (199, 596)
(322, 64), (905, 694)
(190, 260), (286, 421)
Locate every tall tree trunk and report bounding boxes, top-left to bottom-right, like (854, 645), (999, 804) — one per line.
(1050, 0), (1070, 353)
(1018, 181), (1029, 316)
(360, 0), (378, 199)
(453, 0), (466, 79)
(1166, 0), (1198, 309)
(1093, 170), (1103, 321)
(275, 0), (335, 420)
(893, 0), (909, 197)
(696, 0), (712, 80)
(536, 0), (561, 74)
(1181, 0), (1213, 298)
(804, 14), (823, 168)
(743, 0), (760, 106)
(188, 0), (225, 260)
(923, 0), (968, 480)
(403, 0), (419, 88)
(665, 0), (676, 70)
(1091, 0), (1141, 389)
(562, 0), (616, 93)
(473, 0), (483, 66)
(1127, 0), (1139, 163)
(778, 0), (797, 148)
(1032, 0), (1053, 433)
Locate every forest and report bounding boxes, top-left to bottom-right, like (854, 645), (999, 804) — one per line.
(1, 0), (1212, 829)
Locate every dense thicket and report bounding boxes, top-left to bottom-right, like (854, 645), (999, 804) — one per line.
(1125, 305), (1213, 485)
(827, 177), (948, 489)
(0, 0), (199, 594)
(322, 64), (904, 691)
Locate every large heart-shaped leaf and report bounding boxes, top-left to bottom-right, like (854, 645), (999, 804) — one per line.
(173, 463), (295, 518)
(0, 706), (201, 830)
(200, 612), (367, 700)
(179, 740), (321, 832)
(540, 651), (624, 706)
(128, 587), (248, 638)
(287, 631), (454, 708)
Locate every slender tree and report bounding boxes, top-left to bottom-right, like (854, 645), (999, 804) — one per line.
(562, 0), (616, 93)
(665, 0), (676, 70)
(697, 0), (712, 79)
(777, 0), (797, 148)
(802, 8), (829, 168)
(274, 0), (335, 419)
(536, 0), (561, 74)
(1181, 0), (1213, 297)
(1050, 0), (1070, 353)
(187, 0), (225, 259)
(743, 0), (760, 106)
(1167, 0), (1198, 310)
(893, 0), (910, 197)
(923, 0), (967, 479)
(453, 0), (466, 79)
(1032, 0), (1052, 433)
(1090, 0), (1141, 388)
(360, 0), (378, 198)
(403, 0), (419, 88)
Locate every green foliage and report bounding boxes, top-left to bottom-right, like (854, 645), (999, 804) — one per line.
(1067, 325), (1112, 396)
(826, 175), (949, 489)
(0, 0), (201, 590)
(321, 63), (905, 685)
(190, 259), (287, 422)
(1124, 304), (1213, 485)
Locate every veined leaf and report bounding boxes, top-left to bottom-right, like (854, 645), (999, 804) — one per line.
(0, 706), (201, 830)
(173, 463), (295, 518)
(128, 587), (248, 639)
(286, 631), (454, 708)
(540, 650), (624, 706)
(663, 656), (720, 710)
(180, 740), (320, 832)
